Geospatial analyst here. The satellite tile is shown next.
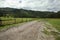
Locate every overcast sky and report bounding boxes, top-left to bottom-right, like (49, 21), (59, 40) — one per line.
(0, 0), (60, 12)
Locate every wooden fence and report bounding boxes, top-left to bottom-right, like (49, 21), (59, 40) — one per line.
(0, 18), (35, 26)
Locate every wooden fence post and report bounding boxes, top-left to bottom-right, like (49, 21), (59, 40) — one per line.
(0, 18), (2, 26)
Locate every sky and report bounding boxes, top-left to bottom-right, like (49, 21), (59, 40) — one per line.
(0, 0), (60, 12)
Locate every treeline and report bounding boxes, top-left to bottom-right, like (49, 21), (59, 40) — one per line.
(0, 8), (60, 18)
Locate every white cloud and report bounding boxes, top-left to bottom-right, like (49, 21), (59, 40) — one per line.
(0, 0), (60, 12)
(0, 0), (22, 8)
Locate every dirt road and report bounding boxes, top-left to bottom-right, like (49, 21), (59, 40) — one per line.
(0, 21), (56, 40)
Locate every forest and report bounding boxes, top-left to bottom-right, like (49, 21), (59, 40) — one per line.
(0, 8), (60, 18)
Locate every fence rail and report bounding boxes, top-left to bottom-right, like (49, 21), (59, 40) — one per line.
(0, 18), (36, 26)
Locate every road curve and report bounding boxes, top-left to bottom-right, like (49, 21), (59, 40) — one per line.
(0, 21), (55, 40)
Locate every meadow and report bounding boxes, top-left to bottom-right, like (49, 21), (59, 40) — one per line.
(44, 18), (60, 32)
(43, 18), (60, 40)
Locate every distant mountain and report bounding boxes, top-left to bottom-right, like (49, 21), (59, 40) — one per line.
(0, 8), (60, 18)
(0, 8), (18, 12)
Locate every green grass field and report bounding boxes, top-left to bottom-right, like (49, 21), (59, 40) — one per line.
(44, 18), (60, 32)
(38, 18), (60, 40)
(38, 18), (60, 32)
(43, 18), (60, 40)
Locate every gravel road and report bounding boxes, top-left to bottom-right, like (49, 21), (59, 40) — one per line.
(0, 21), (55, 40)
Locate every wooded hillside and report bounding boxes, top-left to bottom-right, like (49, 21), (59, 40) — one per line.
(0, 8), (60, 18)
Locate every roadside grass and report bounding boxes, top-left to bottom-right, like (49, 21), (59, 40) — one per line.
(45, 18), (60, 32)
(0, 23), (20, 32)
(0, 17), (37, 31)
(39, 18), (60, 32)
(42, 28), (50, 35)
(42, 18), (60, 40)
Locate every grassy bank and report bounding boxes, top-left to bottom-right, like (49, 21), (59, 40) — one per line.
(44, 18), (60, 32)
(43, 18), (60, 40)
(39, 18), (60, 31)
(0, 17), (37, 31)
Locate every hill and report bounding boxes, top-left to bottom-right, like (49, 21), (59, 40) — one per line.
(0, 8), (60, 18)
